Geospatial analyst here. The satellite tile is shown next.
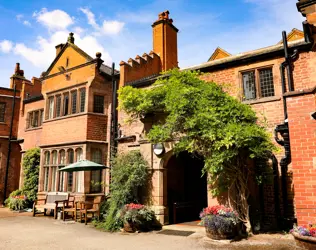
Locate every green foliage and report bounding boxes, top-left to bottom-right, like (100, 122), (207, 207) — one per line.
(5, 189), (28, 211)
(118, 69), (277, 196)
(96, 151), (149, 231)
(22, 148), (40, 203)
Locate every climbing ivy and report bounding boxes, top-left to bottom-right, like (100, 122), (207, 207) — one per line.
(118, 69), (277, 232)
(22, 148), (40, 203)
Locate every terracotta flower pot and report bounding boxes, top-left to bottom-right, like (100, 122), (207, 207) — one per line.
(292, 232), (316, 250)
(205, 226), (236, 240)
(123, 221), (137, 233)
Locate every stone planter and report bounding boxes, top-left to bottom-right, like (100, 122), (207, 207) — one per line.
(123, 221), (137, 233)
(292, 232), (316, 250)
(205, 226), (236, 240)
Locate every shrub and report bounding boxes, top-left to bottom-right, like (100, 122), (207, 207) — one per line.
(5, 190), (28, 211)
(95, 151), (149, 232)
(22, 148), (40, 203)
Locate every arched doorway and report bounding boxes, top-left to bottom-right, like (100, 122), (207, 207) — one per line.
(165, 151), (207, 224)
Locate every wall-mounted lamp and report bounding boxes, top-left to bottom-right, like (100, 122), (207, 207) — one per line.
(153, 143), (165, 156)
(311, 111), (316, 120)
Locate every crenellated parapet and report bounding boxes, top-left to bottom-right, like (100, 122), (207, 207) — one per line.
(119, 51), (162, 86)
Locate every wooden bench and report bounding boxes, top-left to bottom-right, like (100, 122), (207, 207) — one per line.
(33, 192), (69, 219)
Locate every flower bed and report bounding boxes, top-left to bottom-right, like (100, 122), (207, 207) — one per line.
(291, 225), (316, 250)
(200, 205), (240, 240)
(5, 190), (29, 211)
(120, 203), (158, 232)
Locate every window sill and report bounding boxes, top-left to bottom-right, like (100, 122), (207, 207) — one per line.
(0, 122), (5, 125)
(242, 96), (281, 105)
(87, 112), (107, 116)
(44, 112), (87, 123)
(25, 127), (42, 132)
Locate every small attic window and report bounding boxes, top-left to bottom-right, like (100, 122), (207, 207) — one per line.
(66, 58), (69, 68)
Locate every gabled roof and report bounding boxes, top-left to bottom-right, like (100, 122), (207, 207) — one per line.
(208, 47), (231, 61)
(42, 41), (117, 77)
(184, 38), (310, 72)
(278, 28), (304, 44)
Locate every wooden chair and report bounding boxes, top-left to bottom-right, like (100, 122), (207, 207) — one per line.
(79, 196), (103, 225)
(61, 195), (79, 221)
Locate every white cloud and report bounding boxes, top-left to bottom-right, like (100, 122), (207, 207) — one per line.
(33, 8), (74, 30)
(0, 40), (13, 53)
(23, 20), (31, 27)
(13, 30), (112, 69)
(16, 14), (23, 21)
(74, 26), (84, 35)
(102, 20), (124, 35)
(80, 7), (124, 36)
(79, 8), (98, 29)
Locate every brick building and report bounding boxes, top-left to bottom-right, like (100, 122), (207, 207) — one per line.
(117, 6), (316, 228)
(4, 33), (117, 203)
(0, 63), (41, 204)
(1, 1), (316, 229)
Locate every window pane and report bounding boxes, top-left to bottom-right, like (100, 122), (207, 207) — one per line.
(259, 68), (275, 98)
(71, 91), (77, 114)
(242, 71), (256, 100)
(93, 95), (104, 113)
(28, 112), (33, 128)
(0, 103), (5, 122)
(64, 95), (69, 116)
(60, 150), (65, 165)
(44, 167), (49, 191)
(92, 149), (102, 164)
(67, 172), (73, 192)
(33, 111), (39, 127)
(80, 89), (86, 112)
(76, 148), (83, 162)
(76, 171), (84, 192)
(68, 150), (74, 164)
(56, 96), (61, 117)
(52, 151), (57, 165)
(51, 167), (57, 191)
(44, 151), (50, 165)
(40, 110), (44, 126)
(90, 170), (102, 193)
(58, 166), (65, 192)
(48, 97), (54, 119)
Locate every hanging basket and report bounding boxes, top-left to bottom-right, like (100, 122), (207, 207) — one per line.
(205, 226), (236, 240)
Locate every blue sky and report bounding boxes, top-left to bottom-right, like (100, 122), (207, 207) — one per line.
(0, 0), (304, 87)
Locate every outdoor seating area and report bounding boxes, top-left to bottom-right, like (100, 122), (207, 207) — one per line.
(33, 192), (107, 225)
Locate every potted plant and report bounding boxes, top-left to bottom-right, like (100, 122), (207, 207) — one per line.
(200, 205), (240, 240)
(291, 224), (316, 250)
(120, 203), (156, 233)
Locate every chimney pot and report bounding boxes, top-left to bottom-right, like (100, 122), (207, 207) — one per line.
(68, 32), (75, 44)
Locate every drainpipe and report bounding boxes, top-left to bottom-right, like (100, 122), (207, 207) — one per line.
(109, 63), (118, 190)
(3, 83), (16, 205)
(274, 31), (300, 227)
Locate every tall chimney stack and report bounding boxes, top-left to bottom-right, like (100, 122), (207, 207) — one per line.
(152, 10), (179, 71)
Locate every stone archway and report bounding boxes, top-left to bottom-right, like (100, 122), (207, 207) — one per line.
(163, 151), (207, 224)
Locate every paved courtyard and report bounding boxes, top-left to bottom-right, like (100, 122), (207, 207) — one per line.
(0, 208), (301, 250)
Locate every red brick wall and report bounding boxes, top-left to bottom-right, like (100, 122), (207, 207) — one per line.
(0, 140), (21, 203)
(287, 93), (316, 226)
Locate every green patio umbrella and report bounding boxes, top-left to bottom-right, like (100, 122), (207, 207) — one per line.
(58, 160), (108, 172)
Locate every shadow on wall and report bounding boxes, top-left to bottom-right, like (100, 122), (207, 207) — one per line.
(215, 153), (296, 233)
